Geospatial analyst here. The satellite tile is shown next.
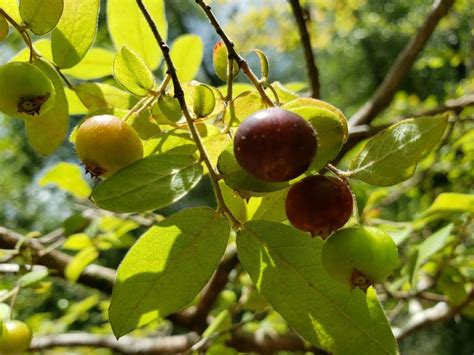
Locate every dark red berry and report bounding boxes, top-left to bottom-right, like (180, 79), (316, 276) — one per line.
(234, 108), (317, 182)
(285, 175), (353, 237)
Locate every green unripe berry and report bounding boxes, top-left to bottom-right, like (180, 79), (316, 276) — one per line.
(0, 320), (33, 353)
(321, 226), (399, 290)
(74, 115), (144, 178)
(0, 62), (56, 119)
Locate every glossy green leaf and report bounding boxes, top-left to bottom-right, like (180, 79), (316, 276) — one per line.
(65, 246), (99, 282)
(25, 58), (68, 155)
(284, 104), (345, 172)
(213, 41), (239, 81)
(217, 146), (288, 195)
(108, 0), (167, 70)
(114, 46), (155, 96)
(192, 83), (215, 118)
(407, 224), (453, 290)
(20, 0), (63, 35)
(92, 153), (203, 213)
(51, 0), (100, 68)
(0, 13), (8, 41)
(348, 115), (449, 186)
(39, 162), (91, 199)
(63, 47), (115, 80)
(237, 221), (397, 354)
(109, 207), (230, 337)
(252, 48), (269, 82)
(19, 269), (49, 287)
(74, 83), (138, 111)
(170, 34), (203, 82)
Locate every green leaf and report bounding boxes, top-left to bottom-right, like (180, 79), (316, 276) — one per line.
(217, 146), (288, 195)
(266, 81), (299, 104)
(203, 309), (232, 342)
(114, 46), (155, 97)
(74, 83), (138, 111)
(63, 47), (115, 80)
(348, 115), (449, 186)
(237, 221), (397, 354)
(0, 0), (21, 23)
(156, 94), (182, 122)
(227, 91), (265, 127)
(0, 11), (9, 41)
(65, 246), (99, 282)
(284, 97), (348, 143)
(9, 38), (52, 62)
(143, 129), (195, 156)
(192, 83), (216, 118)
(252, 49), (269, 82)
(19, 268), (49, 288)
(421, 193), (474, 218)
(39, 162), (91, 199)
(247, 188), (289, 223)
(65, 87), (87, 115)
(92, 153), (203, 213)
(407, 224), (453, 290)
(51, 0), (100, 69)
(170, 34), (204, 82)
(109, 207), (230, 337)
(283, 103), (345, 172)
(20, 0), (63, 35)
(26, 58), (69, 155)
(213, 41), (239, 81)
(108, 0), (167, 70)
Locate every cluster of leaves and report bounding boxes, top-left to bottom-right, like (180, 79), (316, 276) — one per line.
(0, 0), (473, 354)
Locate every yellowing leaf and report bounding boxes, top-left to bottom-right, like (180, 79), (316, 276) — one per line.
(39, 162), (91, 199)
(108, 0), (167, 70)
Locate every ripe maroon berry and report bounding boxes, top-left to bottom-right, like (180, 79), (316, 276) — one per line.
(234, 108), (317, 182)
(285, 175), (353, 237)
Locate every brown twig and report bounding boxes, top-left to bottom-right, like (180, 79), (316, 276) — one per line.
(136, 0), (241, 228)
(393, 287), (474, 340)
(0, 227), (115, 294)
(194, 0), (275, 107)
(289, 0), (321, 98)
(349, 0), (456, 127)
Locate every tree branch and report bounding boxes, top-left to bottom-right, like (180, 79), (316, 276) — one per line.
(393, 287), (474, 340)
(289, 0), (321, 98)
(349, 0), (456, 127)
(0, 227), (115, 294)
(194, 0), (275, 107)
(30, 332), (200, 354)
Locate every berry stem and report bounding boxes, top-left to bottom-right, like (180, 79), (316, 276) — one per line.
(136, 0), (242, 229)
(0, 10), (39, 62)
(194, 0), (275, 108)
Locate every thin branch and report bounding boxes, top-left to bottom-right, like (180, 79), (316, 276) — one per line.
(0, 227), (115, 294)
(349, 0), (456, 127)
(136, 0), (241, 229)
(393, 287), (474, 340)
(194, 0), (275, 107)
(30, 332), (200, 354)
(289, 0), (321, 98)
